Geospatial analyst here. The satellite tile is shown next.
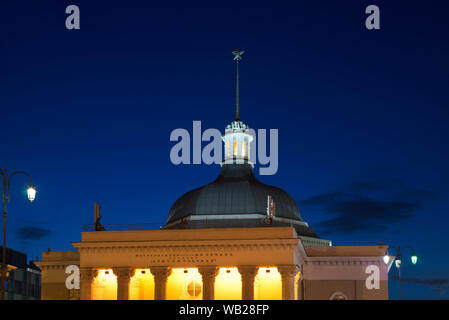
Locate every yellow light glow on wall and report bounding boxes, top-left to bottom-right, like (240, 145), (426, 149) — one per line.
(233, 141), (238, 156)
(92, 269), (117, 300)
(254, 267), (282, 300)
(241, 141), (246, 157)
(215, 267), (242, 300)
(166, 268), (203, 300)
(226, 142), (230, 158)
(294, 271), (301, 300)
(130, 269), (155, 300)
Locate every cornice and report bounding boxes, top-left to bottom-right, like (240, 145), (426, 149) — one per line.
(304, 257), (385, 267)
(72, 238), (299, 253)
(35, 261), (80, 270)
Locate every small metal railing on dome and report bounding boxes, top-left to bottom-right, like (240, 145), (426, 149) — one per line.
(82, 223), (164, 231)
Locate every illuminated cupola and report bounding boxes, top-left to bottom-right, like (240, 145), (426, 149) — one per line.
(164, 49), (330, 247)
(222, 49), (254, 166)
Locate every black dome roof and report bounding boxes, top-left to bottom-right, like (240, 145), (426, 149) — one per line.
(165, 164), (320, 238)
(167, 164), (303, 222)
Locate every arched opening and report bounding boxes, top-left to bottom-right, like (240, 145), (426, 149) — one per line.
(92, 269), (117, 300)
(254, 267), (282, 300)
(233, 141), (238, 157)
(129, 269), (154, 300)
(330, 292), (348, 300)
(215, 267), (242, 300)
(166, 268), (203, 300)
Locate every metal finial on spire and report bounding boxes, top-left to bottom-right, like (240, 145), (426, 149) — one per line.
(232, 49), (244, 61)
(232, 49), (244, 121)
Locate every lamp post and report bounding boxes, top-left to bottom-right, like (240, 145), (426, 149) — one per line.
(383, 245), (418, 300)
(0, 168), (36, 300)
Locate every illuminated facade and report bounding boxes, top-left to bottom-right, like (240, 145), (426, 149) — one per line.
(35, 50), (393, 300)
(36, 229), (391, 300)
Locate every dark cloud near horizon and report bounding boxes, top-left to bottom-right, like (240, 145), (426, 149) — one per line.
(300, 180), (433, 235)
(350, 180), (434, 201)
(16, 226), (51, 241)
(350, 179), (405, 193)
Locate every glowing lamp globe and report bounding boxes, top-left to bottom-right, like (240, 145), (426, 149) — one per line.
(383, 255), (390, 264)
(395, 259), (402, 269)
(411, 254), (418, 265)
(27, 186), (36, 203)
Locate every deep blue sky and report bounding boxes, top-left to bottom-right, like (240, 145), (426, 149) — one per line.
(1, 0), (448, 299)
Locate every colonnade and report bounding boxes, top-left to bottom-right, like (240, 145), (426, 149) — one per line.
(80, 265), (301, 300)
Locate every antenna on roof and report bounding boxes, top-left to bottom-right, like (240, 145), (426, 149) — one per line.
(94, 202), (105, 231)
(266, 195), (276, 224)
(267, 195), (276, 217)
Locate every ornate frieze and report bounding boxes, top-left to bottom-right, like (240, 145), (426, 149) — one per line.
(304, 259), (384, 266)
(74, 240), (298, 254)
(39, 263), (79, 271)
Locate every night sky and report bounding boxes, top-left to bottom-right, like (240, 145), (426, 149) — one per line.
(1, 0), (448, 299)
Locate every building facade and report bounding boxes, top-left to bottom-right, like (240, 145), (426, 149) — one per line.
(35, 50), (393, 300)
(0, 247), (41, 300)
(37, 228), (390, 300)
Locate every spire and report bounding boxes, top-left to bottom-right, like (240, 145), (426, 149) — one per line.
(232, 49), (244, 121)
(223, 49), (253, 167)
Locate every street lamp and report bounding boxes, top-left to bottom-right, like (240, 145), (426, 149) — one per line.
(384, 245), (418, 300)
(411, 254), (418, 265)
(0, 168), (36, 300)
(27, 186), (37, 202)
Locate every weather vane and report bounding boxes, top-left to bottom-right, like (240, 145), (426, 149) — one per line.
(232, 49), (245, 61)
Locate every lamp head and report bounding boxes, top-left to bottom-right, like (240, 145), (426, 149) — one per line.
(27, 186), (36, 203)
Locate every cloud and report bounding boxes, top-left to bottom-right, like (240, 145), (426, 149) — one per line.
(301, 192), (352, 206)
(391, 275), (449, 295)
(315, 197), (415, 235)
(300, 180), (432, 235)
(350, 179), (404, 193)
(349, 180), (433, 203)
(16, 226), (51, 241)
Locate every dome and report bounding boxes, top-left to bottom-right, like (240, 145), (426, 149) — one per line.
(167, 164), (301, 222)
(163, 49), (325, 242)
(165, 163), (320, 238)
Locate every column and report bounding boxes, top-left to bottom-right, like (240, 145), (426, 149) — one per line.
(113, 267), (135, 300)
(238, 266), (258, 300)
(278, 265), (298, 300)
(198, 266), (218, 300)
(296, 271), (303, 300)
(80, 268), (97, 300)
(150, 266), (171, 300)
